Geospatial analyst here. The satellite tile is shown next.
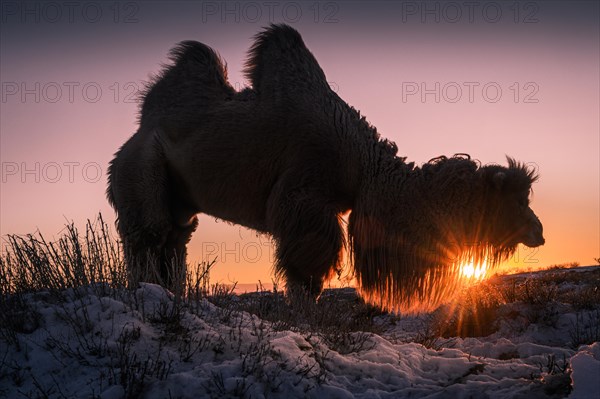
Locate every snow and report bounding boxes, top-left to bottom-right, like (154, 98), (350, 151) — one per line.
(1, 268), (599, 398)
(569, 343), (600, 399)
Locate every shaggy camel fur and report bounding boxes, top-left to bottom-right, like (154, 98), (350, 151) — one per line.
(107, 24), (544, 311)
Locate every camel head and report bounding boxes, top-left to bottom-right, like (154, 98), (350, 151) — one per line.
(479, 157), (544, 250)
(348, 155), (544, 313)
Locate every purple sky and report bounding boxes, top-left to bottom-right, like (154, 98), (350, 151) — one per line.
(1, 1), (598, 284)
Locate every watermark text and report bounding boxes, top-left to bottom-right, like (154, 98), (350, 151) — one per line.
(402, 81), (540, 103)
(2, 162), (102, 184)
(1, 1), (140, 24)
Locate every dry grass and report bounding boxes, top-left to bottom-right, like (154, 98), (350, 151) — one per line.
(440, 282), (503, 338)
(1, 214), (125, 295)
(0, 215), (385, 397)
(544, 262), (580, 270)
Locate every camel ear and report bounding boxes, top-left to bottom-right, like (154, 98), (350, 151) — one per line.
(493, 172), (506, 190)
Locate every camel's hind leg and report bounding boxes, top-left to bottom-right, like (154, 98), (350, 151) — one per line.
(119, 216), (197, 292)
(108, 132), (197, 291)
(109, 163), (171, 287)
(157, 215), (198, 292)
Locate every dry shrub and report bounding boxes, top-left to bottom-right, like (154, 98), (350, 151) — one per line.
(1, 214), (125, 296)
(545, 262), (579, 270)
(231, 287), (383, 354)
(564, 286), (600, 311)
(568, 310), (600, 348)
(437, 281), (503, 338)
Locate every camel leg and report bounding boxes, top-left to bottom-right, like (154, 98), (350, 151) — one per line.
(120, 223), (168, 287)
(267, 193), (344, 297)
(119, 213), (197, 291)
(109, 136), (175, 288)
(114, 189), (172, 288)
(158, 216), (199, 291)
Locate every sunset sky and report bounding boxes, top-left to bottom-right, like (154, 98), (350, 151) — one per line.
(1, 1), (598, 286)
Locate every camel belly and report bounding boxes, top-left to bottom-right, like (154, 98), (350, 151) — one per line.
(166, 142), (278, 233)
(161, 103), (309, 233)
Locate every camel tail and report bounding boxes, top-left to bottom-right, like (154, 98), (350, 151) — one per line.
(139, 41), (235, 129)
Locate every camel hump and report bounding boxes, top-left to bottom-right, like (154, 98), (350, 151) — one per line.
(244, 24), (330, 98)
(167, 41), (230, 89)
(139, 41), (234, 128)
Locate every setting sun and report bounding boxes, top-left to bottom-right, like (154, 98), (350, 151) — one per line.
(460, 260), (489, 280)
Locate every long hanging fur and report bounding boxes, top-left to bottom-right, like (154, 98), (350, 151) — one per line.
(349, 154), (541, 312)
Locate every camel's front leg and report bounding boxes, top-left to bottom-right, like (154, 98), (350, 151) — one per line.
(267, 190), (345, 297)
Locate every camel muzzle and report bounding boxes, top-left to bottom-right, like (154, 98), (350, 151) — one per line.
(522, 214), (545, 247)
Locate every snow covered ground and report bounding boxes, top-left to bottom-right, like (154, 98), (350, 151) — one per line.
(1, 267), (599, 398)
